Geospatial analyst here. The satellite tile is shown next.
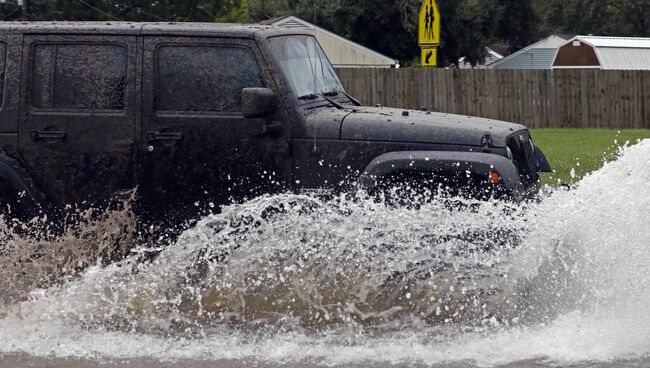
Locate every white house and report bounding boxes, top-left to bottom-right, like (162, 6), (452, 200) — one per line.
(261, 16), (399, 68)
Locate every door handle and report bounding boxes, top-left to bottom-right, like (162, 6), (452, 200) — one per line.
(112, 139), (134, 151)
(147, 131), (183, 142)
(30, 130), (66, 140)
(261, 121), (283, 136)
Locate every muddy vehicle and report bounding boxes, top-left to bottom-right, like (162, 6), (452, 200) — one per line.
(0, 22), (550, 226)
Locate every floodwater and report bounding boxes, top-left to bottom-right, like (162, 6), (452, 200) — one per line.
(0, 141), (649, 368)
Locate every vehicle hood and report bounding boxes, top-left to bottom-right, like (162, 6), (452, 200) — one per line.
(338, 106), (526, 148)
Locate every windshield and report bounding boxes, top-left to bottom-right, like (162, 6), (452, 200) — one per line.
(269, 35), (345, 99)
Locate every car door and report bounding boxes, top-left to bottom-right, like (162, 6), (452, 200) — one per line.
(139, 36), (285, 223)
(0, 32), (22, 138)
(19, 35), (137, 208)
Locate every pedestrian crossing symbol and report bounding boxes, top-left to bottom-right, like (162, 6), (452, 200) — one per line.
(418, 0), (441, 46)
(421, 47), (437, 68)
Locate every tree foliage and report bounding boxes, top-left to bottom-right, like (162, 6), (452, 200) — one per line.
(497, 0), (540, 53)
(0, 0), (648, 66)
(538, 0), (650, 37)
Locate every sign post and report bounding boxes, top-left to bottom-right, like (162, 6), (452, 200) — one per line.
(418, 0), (441, 67)
(418, 0), (441, 112)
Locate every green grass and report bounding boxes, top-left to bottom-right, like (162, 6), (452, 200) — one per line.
(529, 129), (650, 186)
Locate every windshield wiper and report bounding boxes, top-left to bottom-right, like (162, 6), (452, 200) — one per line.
(323, 90), (362, 107)
(298, 93), (319, 100)
(342, 91), (361, 106)
(320, 92), (344, 110)
(298, 91), (339, 99)
(297, 92), (344, 110)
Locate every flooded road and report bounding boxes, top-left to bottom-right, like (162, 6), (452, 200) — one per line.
(4, 355), (650, 368)
(1, 141), (649, 368)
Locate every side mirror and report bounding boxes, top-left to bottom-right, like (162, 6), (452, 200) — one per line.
(242, 88), (277, 119)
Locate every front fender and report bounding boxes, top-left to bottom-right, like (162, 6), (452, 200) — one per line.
(534, 145), (552, 172)
(358, 151), (525, 195)
(0, 155), (50, 217)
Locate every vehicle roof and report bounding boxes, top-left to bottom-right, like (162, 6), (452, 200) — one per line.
(0, 21), (310, 38)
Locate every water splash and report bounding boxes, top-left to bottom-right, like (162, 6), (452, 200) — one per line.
(3, 194), (528, 333)
(0, 194), (139, 306)
(1, 140), (649, 367)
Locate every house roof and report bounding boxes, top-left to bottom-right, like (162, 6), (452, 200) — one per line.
(488, 44), (512, 57)
(557, 35), (650, 70)
(259, 16), (291, 25)
(459, 48), (503, 69)
(576, 36), (650, 49)
(262, 15), (398, 66)
(487, 34), (573, 69)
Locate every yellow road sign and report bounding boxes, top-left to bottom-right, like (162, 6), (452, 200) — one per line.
(421, 47), (437, 67)
(419, 0), (441, 46)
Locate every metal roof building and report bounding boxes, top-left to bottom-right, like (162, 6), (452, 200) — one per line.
(553, 36), (650, 70)
(261, 16), (399, 68)
(487, 35), (573, 69)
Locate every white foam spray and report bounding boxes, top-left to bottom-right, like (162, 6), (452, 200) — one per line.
(1, 140), (649, 367)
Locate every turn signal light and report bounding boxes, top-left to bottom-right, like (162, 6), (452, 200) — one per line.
(488, 171), (501, 184)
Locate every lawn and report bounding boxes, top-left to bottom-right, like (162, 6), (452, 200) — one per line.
(529, 129), (650, 186)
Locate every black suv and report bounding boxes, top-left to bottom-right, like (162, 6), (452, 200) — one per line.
(0, 22), (550, 224)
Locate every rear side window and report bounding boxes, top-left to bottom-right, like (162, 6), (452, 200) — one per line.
(0, 43), (6, 108)
(157, 45), (264, 113)
(31, 44), (127, 110)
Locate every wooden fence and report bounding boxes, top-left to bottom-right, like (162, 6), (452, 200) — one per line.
(334, 68), (650, 129)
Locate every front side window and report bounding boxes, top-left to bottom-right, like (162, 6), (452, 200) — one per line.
(0, 43), (6, 109)
(31, 44), (127, 110)
(268, 35), (344, 99)
(157, 45), (265, 113)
